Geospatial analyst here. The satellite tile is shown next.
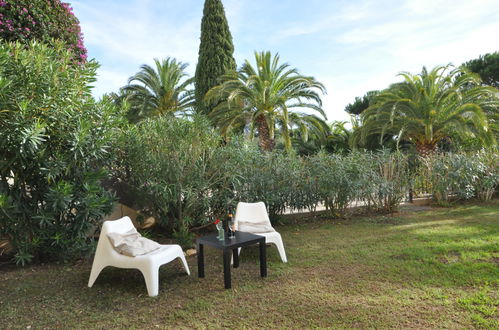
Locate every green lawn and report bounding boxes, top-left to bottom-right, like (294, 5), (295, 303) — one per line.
(1, 202), (498, 328)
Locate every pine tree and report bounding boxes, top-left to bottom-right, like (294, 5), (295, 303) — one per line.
(194, 0), (236, 114)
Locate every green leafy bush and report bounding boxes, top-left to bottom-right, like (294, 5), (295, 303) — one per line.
(308, 152), (361, 217)
(227, 149), (408, 219)
(0, 0), (87, 63)
(231, 149), (303, 219)
(473, 150), (499, 201)
(115, 118), (496, 241)
(215, 145), (318, 220)
(421, 150), (498, 203)
(361, 151), (409, 212)
(0, 41), (119, 264)
(302, 151), (405, 216)
(116, 116), (236, 241)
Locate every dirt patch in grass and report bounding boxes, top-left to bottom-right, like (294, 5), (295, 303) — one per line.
(391, 253), (411, 260)
(438, 250), (462, 264)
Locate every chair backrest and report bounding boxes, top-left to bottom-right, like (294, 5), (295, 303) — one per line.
(101, 216), (135, 236)
(96, 217), (136, 256)
(234, 202), (272, 230)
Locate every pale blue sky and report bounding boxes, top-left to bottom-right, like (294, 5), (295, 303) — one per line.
(71, 0), (499, 122)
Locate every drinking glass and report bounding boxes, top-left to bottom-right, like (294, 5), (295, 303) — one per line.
(229, 219), (236, 238)
(216, 222), (224, 240)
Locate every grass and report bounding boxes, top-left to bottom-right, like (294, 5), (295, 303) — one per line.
(1, 201), (498, 328)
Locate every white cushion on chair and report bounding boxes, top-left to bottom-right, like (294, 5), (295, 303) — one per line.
(235, 201), (275, 233)
(238, 221), (275, 233)
(107, 228), (160, 257)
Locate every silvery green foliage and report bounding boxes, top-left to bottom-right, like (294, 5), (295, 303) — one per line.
(308, 152), (362, 216)
(421, 150), (498, 203)
(473, 150), (499, 201)
(228, 150), (408, 220)
(422, 154), (473, 202)
(307, 151), (408, 217)
(118, 118), (497, 241)
(118, 115), (224, 235)
(225, 146), (304, 219)
(362, 151), (409, 212)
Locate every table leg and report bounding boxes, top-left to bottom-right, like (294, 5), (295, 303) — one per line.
(223, 249), (231, 289)
(259, 241), (267, 277)
(197, 243), (204, 278)
(232, 248), (239, 268)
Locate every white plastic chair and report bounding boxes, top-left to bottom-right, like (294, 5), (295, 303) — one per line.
(88, 216), (190, 296)
(235, 202), (287, 263)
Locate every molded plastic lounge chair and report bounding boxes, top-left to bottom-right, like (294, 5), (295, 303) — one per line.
(235, 202), (287, 263)
(88, 216), (190, 296)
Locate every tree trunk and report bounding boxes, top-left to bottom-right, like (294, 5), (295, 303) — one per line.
(415, 141), (438, 157)
(256, 115), (275, 152)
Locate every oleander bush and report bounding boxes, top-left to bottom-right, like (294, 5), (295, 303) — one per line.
(308, 152), (362, 217)
(473, 150), (499, 201)
(116, 121), (497, 241)
(0, 0), (87, 63)
(232, 149), (304, 219)
(305, 151), (409, 217)
(115, 115), (241, 247)
(117, 127), (415, 232)
(362, 151), (409, 212)
(0, 41), (121, 265)
(421, 150), (499, 203)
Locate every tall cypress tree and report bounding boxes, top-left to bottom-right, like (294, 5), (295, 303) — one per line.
(195, 0), (236, 114)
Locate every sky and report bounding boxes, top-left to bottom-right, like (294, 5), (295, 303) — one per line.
(71, 0), (499, 122)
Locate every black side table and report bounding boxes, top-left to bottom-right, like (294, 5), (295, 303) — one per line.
(197, 231), (267, 289)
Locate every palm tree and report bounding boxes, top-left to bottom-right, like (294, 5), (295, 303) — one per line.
(327, 121), (352, 154)
(292, 120), (352, 155)
(205, 51), (327, 151)
(289, 115), (331, 155)
(121, 58), (194, 123)
(354, 65), (498, 156)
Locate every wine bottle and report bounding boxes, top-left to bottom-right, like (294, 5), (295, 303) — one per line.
(222, 217), (228, 238)
(227, 212), (234, 238)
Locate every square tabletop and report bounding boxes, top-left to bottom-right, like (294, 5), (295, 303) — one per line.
(197, 231), (265, 250)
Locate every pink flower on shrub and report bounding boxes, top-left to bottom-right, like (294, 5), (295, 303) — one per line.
(0, 0), (88, 64)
